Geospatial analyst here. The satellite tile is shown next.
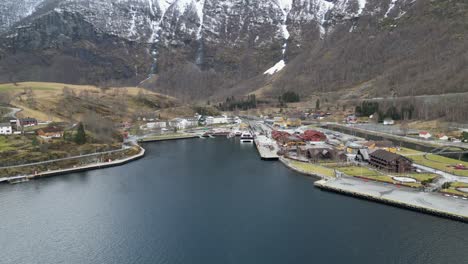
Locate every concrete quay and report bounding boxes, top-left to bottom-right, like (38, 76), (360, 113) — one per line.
(254, 135), (279, 160)
(315, 177), (468, 223)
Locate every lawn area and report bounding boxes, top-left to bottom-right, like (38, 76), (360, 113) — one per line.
(288, 160), (336, 178)
(397, 148), (468, 177)
(441, 182), (468, 197)
(0, 136), (15, 152)
(326, 165), (381, 177)
(401, 173), (438, 183)
(326, 164), (423, 187)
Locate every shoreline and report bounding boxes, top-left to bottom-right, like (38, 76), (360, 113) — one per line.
(0, 146), (146, 183)
(314, 178), (468, 223)
(279, 157), (468, 223)
(138, 135), (198, 143)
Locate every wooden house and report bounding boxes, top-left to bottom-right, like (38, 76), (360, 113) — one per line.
(369, 149), (413, 173)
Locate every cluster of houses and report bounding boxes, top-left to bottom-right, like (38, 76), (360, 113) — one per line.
(0, 117), (68, 141)
(264, 117), (302, 128)
(140, 115), (242, 131)
(0, 117), (39, 135)
(273, 127), (415, 174)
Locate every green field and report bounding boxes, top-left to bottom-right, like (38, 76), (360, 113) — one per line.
(0, 136), (15, 152)
(326, 165), (426, 188)
(288, 160), (336, 178)
(326, 165), (380, 177)
(397, 148), (468, 177)
(441, 182), (468, 197)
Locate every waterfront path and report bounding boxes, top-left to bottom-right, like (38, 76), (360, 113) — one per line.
(0, 147), (130, 169)
(0, 146), (145, 183)
(316, 177), (468, 220)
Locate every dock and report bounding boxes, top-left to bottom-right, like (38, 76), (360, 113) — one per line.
(314, 177), (468, 223)
(254, 135), (279, 160)
(138, 134), (198, 143)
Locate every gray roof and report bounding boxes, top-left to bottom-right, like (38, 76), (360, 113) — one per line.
(0, 123), (12, 127)
(358, 149), (370, 161)
(370, 149), (410, 163)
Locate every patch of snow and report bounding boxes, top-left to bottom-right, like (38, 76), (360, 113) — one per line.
(357, 0), (367, 15)
(385, 0), (397, 18)
(264, 60), (286, 75)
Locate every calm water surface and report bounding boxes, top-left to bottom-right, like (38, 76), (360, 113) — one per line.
(1, 138), (467, 264)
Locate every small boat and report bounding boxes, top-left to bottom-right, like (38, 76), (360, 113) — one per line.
(240, 132), (254, 143)
(234, 130), (242, 137)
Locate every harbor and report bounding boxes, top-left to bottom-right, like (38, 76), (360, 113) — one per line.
(254, 135), (279, 160)
(315, 177), (468, 222)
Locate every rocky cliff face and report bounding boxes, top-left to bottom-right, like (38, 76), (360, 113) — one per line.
(0, 0), (466, 101)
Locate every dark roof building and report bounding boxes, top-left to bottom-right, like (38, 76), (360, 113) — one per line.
(369, 149), (413, 173)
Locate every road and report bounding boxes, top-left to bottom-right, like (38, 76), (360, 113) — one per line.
(1, 106), (21, 119)
(331, 123), (468, 149)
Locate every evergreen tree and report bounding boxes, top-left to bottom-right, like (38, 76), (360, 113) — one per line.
(74, 122), (86, 145)
(32, 137), (39, 147)
(316, 99), (320, 110)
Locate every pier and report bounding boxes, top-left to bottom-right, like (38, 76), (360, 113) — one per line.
(315, 177), (468, 223)
(254, 135), (279, 160)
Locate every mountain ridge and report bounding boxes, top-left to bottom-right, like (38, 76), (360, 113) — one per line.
(0, 0), (466, 103)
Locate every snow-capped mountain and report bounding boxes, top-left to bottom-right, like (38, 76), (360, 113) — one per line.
(2, 0), (464, 101)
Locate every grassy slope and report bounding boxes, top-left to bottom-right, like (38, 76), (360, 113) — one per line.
(288, 159), (336, 178)
(0, 82), (177, 122)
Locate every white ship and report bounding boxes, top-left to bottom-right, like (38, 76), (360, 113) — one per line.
(240, 132), (254, 143)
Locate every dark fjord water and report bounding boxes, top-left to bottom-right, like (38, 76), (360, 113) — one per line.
(1, 138), (467, 264)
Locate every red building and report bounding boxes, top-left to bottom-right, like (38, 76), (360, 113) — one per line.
(301, 130), (327, 142)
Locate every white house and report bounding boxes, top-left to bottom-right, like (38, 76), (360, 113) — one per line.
(212, 115), (229, 125)
(438, 134), (449, 141)
(146, 121), (167, 129)
(170, 118), (199, 130)
(0, 123), (13, 135)
(419, 131), (432, 139)
(383, 118), (395, 126)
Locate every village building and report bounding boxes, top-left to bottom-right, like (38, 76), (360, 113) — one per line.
(145, 121), (167, 129)
(346, 115), (357, 124)
(369, 149), (413, 173)
(363, 140), (397, 153)
(19, 118), (38, 127)
(419, 131), (432, 139)
(169, 117), (199, 130)
(0, 123), (13, 135)
(346, 142), (365, 154)
(212, 115), (229, 124)
(286, 118), (302, 127)
(299, 146), (346, 162)
(383, 118), (395, 126)
(301, 130), (327, 142)
(437, 134), (449, 141)
(37, 126), (64, 139)
(355, 149), (370, 162)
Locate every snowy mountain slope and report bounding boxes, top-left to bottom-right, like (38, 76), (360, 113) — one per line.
(1, 0), (463, 102)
